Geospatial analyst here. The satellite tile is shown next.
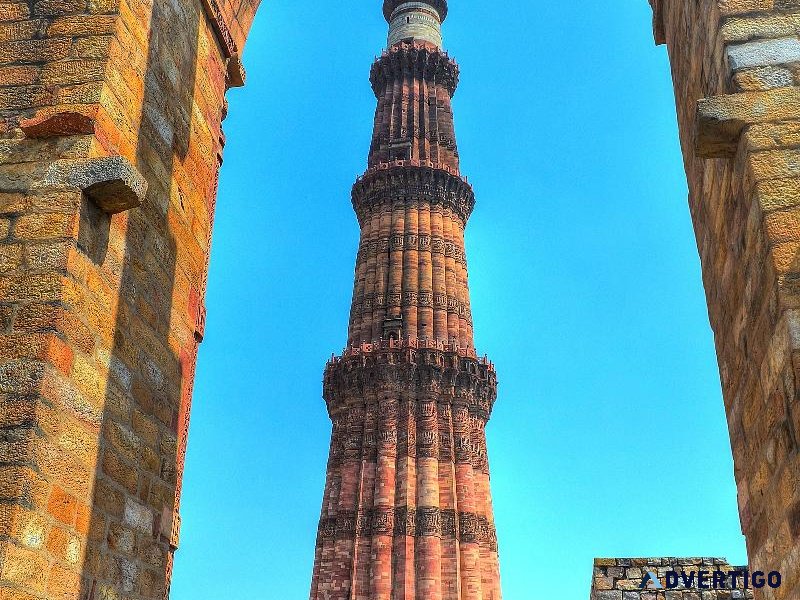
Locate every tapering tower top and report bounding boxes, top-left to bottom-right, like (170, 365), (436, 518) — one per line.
(383, 0), (448, 48)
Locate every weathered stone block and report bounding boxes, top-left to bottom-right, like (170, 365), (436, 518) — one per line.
(43, 156), (146, 213)
(20, 110), (97, 138)
(122, 497), (153, 535)
(734, 65), (794, 90)
(0, 20), (42, 43)
(46, 485), (77, 525)
(46, 14), (116, 36)
(718, 0), (776, 17)
(721, 15), (796, 43)
(697, 87), (800, 157)
(0, 66), (39, 86)
(15, 213), (77, 240)
(0, 542), (49, 591)
(596, 592), (624, 600)
(0, 38), (71, 64)
(728, 37), (800, 71)
(32, 0), (84, 15)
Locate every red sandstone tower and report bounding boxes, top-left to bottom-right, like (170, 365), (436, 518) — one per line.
(309, 2), (502, 599)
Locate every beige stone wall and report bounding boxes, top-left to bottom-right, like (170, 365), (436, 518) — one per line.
(590, 558), (755, 600)
(0, 0), (260, 596)
(651, 0), (800, 597)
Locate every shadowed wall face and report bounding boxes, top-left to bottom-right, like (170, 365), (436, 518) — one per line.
(650, 1), (800, 597)
(0, 0), (260, 596)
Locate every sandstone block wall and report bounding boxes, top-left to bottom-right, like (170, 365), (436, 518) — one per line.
(590, 558), (755, 600)
(0, 0), (260, 596)
(649, 1), (800, 597)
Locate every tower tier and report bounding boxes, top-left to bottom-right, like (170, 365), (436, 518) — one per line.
(348, 165), (475, 348)
(310, 344), (501, 600)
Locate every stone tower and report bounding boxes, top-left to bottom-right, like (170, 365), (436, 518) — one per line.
(309, 2), (503, 599)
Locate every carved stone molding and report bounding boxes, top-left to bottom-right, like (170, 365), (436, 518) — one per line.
(323, 343), (496, 420)
(317, 506), (497, 546)
(352, 165), (475, 226)
(334, 511), (357, 540)
(317, 505), (496, 544)
(370, 41), (458, 98)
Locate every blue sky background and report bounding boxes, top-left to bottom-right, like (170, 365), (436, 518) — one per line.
(171, 1), (748, 597)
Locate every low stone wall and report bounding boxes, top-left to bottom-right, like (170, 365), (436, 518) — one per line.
(591, 558), (755, 599)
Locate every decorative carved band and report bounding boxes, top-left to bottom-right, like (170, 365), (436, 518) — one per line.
(317, 506), (497, 549)
(356, 234), (467, 264)
(370, 41), (459, 97)
(323, 344), (496, 419)
(352, 165), (475, 226)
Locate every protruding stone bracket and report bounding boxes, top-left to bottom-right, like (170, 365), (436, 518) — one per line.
(226, 54), (246, 88)
(696, 86), (800, 158)
(649, 0), (666, 45)
(44, 156), (147, 214)
(157, 505), (181, 550)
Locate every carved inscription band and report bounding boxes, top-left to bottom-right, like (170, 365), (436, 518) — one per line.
(356, 235), (468, 264)
(316, 506), (498, 551)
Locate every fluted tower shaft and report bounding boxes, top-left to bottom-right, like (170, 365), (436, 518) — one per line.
(309, 3), (503, 599)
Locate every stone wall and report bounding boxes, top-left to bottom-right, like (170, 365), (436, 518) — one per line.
(591, 558), (755, 600)
(0, 0), (260, 596)
(649, 1), (800, 597)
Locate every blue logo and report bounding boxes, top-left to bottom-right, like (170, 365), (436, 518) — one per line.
(640, 572), (664, 589)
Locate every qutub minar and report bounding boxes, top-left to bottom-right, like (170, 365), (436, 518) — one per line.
(308, 1), (503, 598)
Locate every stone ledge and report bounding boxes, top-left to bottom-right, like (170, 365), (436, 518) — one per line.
(696, 86), (800, 157)
(43, 156), (147, 214)
(352, 164), (474, 225)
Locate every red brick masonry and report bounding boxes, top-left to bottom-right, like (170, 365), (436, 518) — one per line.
(308, 2), (503, 599)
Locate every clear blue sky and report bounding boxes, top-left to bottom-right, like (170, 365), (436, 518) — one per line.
(171, 1), (747, 597)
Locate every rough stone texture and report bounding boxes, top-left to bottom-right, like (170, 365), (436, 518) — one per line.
(309, 1), (504, 599)
(20, 110), (97, 138)
(648, 1), (800, 599)
(0, 0), (261, 595)
(727, 37), (800, 70)
(590, 558), (755, 600)
(43, 156), (147, 213)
